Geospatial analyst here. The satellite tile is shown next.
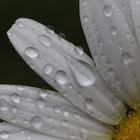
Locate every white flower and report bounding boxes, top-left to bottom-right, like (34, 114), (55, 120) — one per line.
(1, 0), (140, 140)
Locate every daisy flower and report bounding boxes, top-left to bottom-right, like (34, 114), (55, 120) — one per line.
(0, 0), (139, 140)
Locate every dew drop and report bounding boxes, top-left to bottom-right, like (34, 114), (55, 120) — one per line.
(54, 105), (61, 113)
(107, 68), (114, 76)
(122, 52), (131, 65)
(44, 64), (53, 75)
(0, 131), (10, 139)
(16, 21), (25, 29)
(25, 47), (39, 58)
(75, 46), (84, 55)
(39, 35), (52, 47)
(110, 26), (118, 36)
(84, 98), (94, 110)
(30, 116), (43, 129)
(103, 5), (112, 17)
(7, 31), (12, 36)
(83, 15), (89, 22)
(69, 61), (96, 86)
(36, 98), (45, 109)
(55, 70), (68, 85)
(10, 93), (20, 104)
(0, 99), (8, 111)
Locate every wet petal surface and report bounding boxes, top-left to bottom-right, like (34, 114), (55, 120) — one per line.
(7, 18), (126, 124)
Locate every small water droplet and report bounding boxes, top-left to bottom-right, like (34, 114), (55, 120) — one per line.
(7, 31), (12, 36)
(54, 105), (61, 113)
(107, 68), (114, 76)
(84, 98), (94, 110)
(36, 98), (45, 109)
(46, 25), (55, 33)
(103, 5), (112, 17)
(17, 21), (25, 28)
(11, 106), (18, 114)
(0, 99), (8, 111)
(83, 15), (89, 22)
(0, 131), (10, 139)
(55, 70), (68, 85)
(30, 116), (43, 129)
(110, 26), (118, 36)
(75, 46), (84, 55)
(122, 52), (131, 65)
(44, 64), (53, 75)
(25, 47), (39, 58)
(39, 35), (52, 47)
(10, 93), (20, 104)
(58, 33), (66, 39)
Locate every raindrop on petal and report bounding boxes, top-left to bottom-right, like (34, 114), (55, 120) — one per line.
(24, 47), (39, 58)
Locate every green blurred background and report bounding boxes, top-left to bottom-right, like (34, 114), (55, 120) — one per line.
(0, 0), (91, 90)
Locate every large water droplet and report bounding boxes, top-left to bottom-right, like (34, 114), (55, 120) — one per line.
(25, 47), (39, 58)
(69, 60), (96, 86)
(55, 70), (68, 85)
(30, 116), (43, 129)
(10, 93), (20, 104)
(44, 64), (53, 75)
(103, 5), (112, 17)
(0, 131), (10, 139)
(39, 35), (52, 47)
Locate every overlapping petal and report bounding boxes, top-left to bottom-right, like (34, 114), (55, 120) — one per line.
(0, 85), (112, 140)
(80, 0), (140, 108)
(0, 122), (62, 140)
(7, 18), (126, 124)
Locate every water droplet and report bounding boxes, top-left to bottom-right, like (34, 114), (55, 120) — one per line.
(110, 26), (118, 36)
(44, 64), (53, 75)
(11, 106), (18, 114)
(36, 98), (45, 109)
(0, 131), (10, 139)
(58, 33), (65, 39)
(69, 61), (96, 86)
(30, 116), (43, 129)
(55, 70), (68, 85)
(16, 21), (25, 28)
(10, 93), (20, 104)
(103, 5), (112, 17)
(25, 47), (39, 58)
(122, 52), (131, 65)
(39, 35), (52, 47)
(83, 15), (89, 22)
(75, 46), (83, 55)
(7, 31), (12, 36)
(84, 98), (94, 110)
(107, 68), (114, 76)
(0, 99), (8, 111)
(46, 25), (55, 33)
(54, 105), (61, 113)
(17, 87), (24, 91)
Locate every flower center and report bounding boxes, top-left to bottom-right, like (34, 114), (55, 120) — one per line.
(112, 107), (140, 140)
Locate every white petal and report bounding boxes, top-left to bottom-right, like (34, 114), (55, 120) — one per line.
(7, 18), (126, 124)
(130, 0), (140, 49)
(0, 85), (112, 140)
(80, 0), (140, 108)
(0, 122), (62, 140)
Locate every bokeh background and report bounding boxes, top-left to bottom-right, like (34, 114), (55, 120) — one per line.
(0, 0), (91, 90)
